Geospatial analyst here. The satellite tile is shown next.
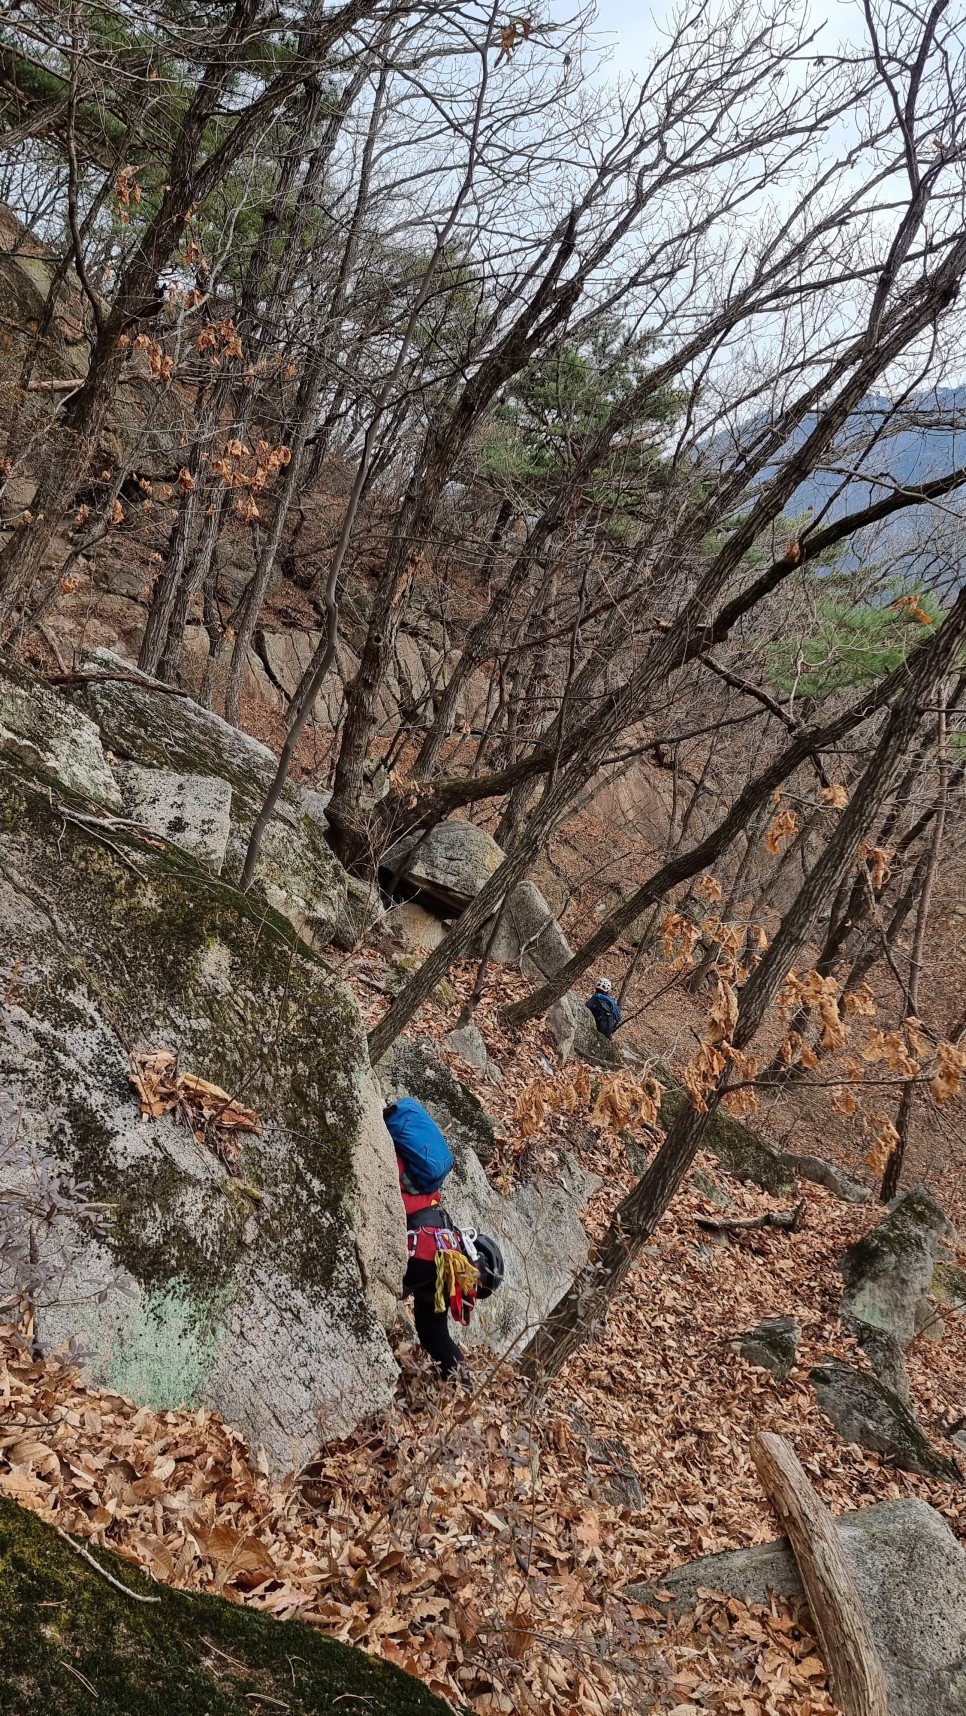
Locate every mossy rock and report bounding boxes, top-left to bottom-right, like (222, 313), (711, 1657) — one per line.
(691, 1168), (734, 1210)
(933, 1262), (966, 1311)
(811, 1359), (962, 1482)
(0, 1497), (452, 1715)
(704, 1109), (797, 1196)
(383, 954), (422, 996)
(658, 1082), (796, 1197)
(572, 1005), (623, 1069)
(0, 654), (122, 809)
(0, 750), (404, 1474)
(839, 1187), (956, 1347)
(67, 650), (349, 948)
(737, 1315), (800, 1380)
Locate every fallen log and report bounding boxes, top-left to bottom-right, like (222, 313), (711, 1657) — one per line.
(25, 377), (83, 392)
(695, 1198), (805, 1235)
(751, 1431), (890, 1716)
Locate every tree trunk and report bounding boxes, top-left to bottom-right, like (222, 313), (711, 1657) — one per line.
(412, 497), (514, 779)
(519, 586), (966, 1385)
(751, 1433), (890, 1716)
(158, 480), (230, 684)
(140, 387), (222, 674)
(881, 687), (949, 1201)
(224, 362), (324, 724)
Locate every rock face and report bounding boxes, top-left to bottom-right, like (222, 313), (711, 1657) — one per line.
(781, 1151), (871, 1203)
(849, 1324), (913, 1403)
(699, 1109), (797, 1197)
(622, 1496), (966, 1716)
(377, 1037), (599, 1356)
(737, 1316), (800, 1379)
(258, 628), (360, 730)
(117, 763), (233, 872)
(485, 881), (574, 980)
(444, 1022), (490, 1072)
(933, 1261), (966, 1310)
(444, 1023), (502, 1082)
(386, 900), (449, 952)
(0, 705), (406, 1476)
(0, 656), (122, 809)
(839, 1186), (956, 1347)
(68, 650), (349, 948)
(548, 993), (622, 1068)
(0, 1495), (450, 1716)
(810, 1360), (961, 1481)
(383, 819), (504, 911)
(446, 1143), (600, 1357)
(331, 876), (385, 952)
(659, 1083), (797, 1197)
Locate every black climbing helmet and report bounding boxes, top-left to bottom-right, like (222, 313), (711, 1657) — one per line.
(472, 1232), (505, 1297)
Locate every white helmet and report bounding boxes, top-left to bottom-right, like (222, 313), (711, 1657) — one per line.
(596, 976), (613, 994)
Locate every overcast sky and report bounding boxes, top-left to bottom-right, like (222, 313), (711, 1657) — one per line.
(587, 0), (863, 78)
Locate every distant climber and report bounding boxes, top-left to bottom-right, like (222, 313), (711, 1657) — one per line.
(585, 975), (621, 1039)
(383, 1097), (505, 1380)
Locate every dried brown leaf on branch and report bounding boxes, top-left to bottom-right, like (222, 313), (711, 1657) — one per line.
(858, 842), (892, 889)
(881, 1032), (920, 1078)
(128, 1049), (261, 1165)
(591, 1070), (662, 1133)
(932, 1040), (966, 1105)
(842, 982), (876, 1018)
(863, 1115), (899, 1174)
(659, 911), (700, 967)
(682, 1043), (726, 1111)
(707, 976), (739, 1045)
(765, 807), (798, 853)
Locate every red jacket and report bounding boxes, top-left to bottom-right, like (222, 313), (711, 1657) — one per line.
(397, 1152), (443, 1219)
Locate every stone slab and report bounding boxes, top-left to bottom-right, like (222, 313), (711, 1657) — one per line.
(118, 764), (233, 872)
(0, 655), (122, 809)
(623, 1497), (966, 1716)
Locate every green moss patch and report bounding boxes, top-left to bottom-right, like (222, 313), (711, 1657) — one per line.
(0, 1497), (454, 1715)
(658, 1077), (796, 1197)
(0, 753), (367, 1308)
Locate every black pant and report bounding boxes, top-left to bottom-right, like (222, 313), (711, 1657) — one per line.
(403, 1257), (468, 1379)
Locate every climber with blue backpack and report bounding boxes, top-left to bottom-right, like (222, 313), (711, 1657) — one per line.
(383, 1097), (504, 1381)
(585, 974), (621, 1039)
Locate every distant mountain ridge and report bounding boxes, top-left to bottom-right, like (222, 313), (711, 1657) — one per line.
(760, 388), (966, 579)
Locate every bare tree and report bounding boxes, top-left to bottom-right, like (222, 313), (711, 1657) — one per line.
(520, 579), (966, 1385)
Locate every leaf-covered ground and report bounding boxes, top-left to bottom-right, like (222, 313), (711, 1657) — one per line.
(2, 956), (964, 1714)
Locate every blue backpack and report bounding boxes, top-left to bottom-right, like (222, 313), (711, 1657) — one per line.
(383, 1098), (453, 1192)
(586, 991), (621, 1039)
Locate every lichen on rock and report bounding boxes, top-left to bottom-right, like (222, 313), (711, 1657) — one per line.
(0, 654), (122, 809)
(839, 1186), (956, 1347)
(0, 747), (405, 1476)
(811, 1358), (961, 1482)
(548, 992), (623, 1069)
(657, 1080), (797, 1197)
(736, 1315), (800, 1379)
(67, 650), (349, 947)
